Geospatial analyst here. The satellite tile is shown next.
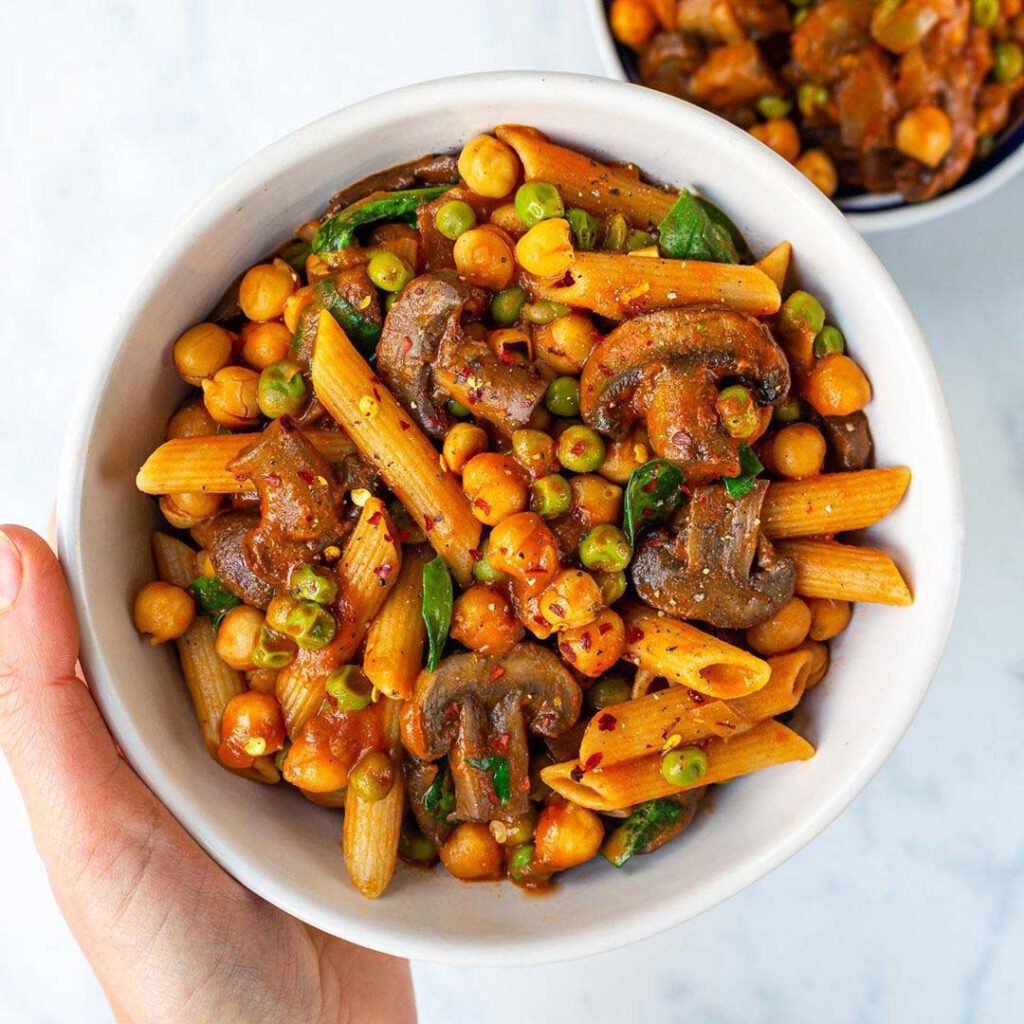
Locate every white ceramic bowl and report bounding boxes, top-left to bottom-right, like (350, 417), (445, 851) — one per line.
(57, 71), (962, 966)
(585, 0), (1024, 234)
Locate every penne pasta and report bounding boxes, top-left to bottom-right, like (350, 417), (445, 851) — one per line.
(621, 601), (772, 699)
(311, 310), (481, 585)
(277, 497), (402, 737)
(762, 468), (911, 540)
(777, 539), (913, 605)
(137, 431), (354, 495)
(528, 251), (781, 320)
(579, 650), (811, 767)
(363, 545), (431, 700)
(755, 240), (791, 291)
(495, 124), (677, 227)
(543, 719), (815, 811)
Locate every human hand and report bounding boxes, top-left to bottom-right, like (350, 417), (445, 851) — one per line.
(0, 526), (416, 1024)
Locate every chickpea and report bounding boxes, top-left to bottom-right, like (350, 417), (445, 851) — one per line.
(283, 723), (350, 792)
(795, 149), (839, 197)
(217, 691), (286, 769)
(215, 605), (266, 671)
(807, 598), (852, 642)
(202, 365), (262, 428)
(283, 283), (315, 334)
(515, 219), (573, 278)
(489, 202), (527, 238)
(533, 314), (600, 375)
(461, 452), (529, 525)
(746, 597), (812, 656)
(442, 422), (489, 475)
(159, 491), (223, 530)
(802, 354), (872, 417)
(795, 638), (830, 689)
(558, 608), (625, 677)
(750, 118), (801, 163)
(172, 322), (233, 386)
(895, 106), (953, 168)
(451, 585), (524, 656)
(538, 569), (604, 631)
(533, 802), (605, 871)
(453, 227), (515, 290)
(238, 260), (296, 322)
(599, 433), (649, 484)
(166, 398), (218, 439)
(439, 822), (503, 880)
(571, 474), (624, 527)
(609, 0), (658, 49)
(457, 134), (521, 199)
(240, 320), (293, 370)
(511, 428), (559, 479)
(487, 512), (560, 594)
(133, 581), (195, 644)
(772, 423), (826, 480)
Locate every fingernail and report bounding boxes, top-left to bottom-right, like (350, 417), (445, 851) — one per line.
(0, 530), (22, 613)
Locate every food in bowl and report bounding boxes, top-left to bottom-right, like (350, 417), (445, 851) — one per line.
(133, 124), (912, 900)
(606, 0), (1024, 202)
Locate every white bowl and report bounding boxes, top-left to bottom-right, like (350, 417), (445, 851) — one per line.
(585, 0), (1024, 234)
(57, 71), (962, 966)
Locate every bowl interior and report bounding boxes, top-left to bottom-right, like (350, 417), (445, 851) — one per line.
(58, 72), (961, 965)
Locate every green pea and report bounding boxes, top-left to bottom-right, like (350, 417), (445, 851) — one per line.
(258, 359), (307, 419)
(252, 624), (296, 670)
(716, 385), (760, 439)
(384, 291), (401, 313)
(325, 665), (373, 711)
(545, 376), (581, 417)
(588, 673), (632, 711)
(778, 290), (826, 336)
(814, 324), (846, 358)
(367, 251), (413, 292)
(773, 396), (802, 423)
(566, 207), (600, 250)
(515, 182), (565, 228)
(757, 94), (792, 120)
(399, 827), (437, 863)
(602, 213), (629, 253)
(273, 739), (291, 771)
(447, 398), (471, 418)
(660, 747), (708, 787)
(289, 563), (338, 605)
(557, 424), (606, 473)
(797, 83), (829, 119)
(972, 0), (999, 26)
(507, 843), (536, 882)
(594, 569), (627, 606)
(793, 7), (809, 24)
(491, 285), (529, 326)
(502, 809), (537, 846)
(348, 751), (396, 802)
(434, 200), (477, 240)
(524, 300), (571, 325)
(579, 524), (632, 573)
(531, 474), (572, 519)
(994, 41), (1024, 83)
(473, 536), (508, 584)
(626, 229), (655, 251)
(285, 600), (336, 650)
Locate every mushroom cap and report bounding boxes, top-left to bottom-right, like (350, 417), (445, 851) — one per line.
(580, 307), (790, 484)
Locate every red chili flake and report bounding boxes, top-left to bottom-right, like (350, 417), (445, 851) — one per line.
(570, 764), (585, 782)
(560, 642), (577, 664)
(469, 548), (483, 561)
(641, 478), (658, 494)
(518, 775), (531, 792)
(425, 415), (440, 430)
(397, 529), (411, 543)
(671, 430), (690, 448)
(372, 388), (381, 402)
(579, 631), (592, 652)
(599, 363), (613, 377)
(266, 471), (282, 487)
(297, 470), (316, 484)
(680, 484), (692, 497)
(401, 336), (413, 356)
(716, 720), (737, 731)
(687, 688), (706, 705)
(424, 514), (437, 532)
(444, 701), (460, 722)
(399, 420), (411, 432)
(498, 348), (515, 365)
(374, 563), (394, 581)
(597, 712), (617, 731)
(493, 731), (510, 752)
(474, 497), (491, 515)
(571, 440), (586, 457)
(533, 614), (548, 626)
(598, 621), (613, 635)
(489, 665), (506, 682)
(524, 565), (546, 576)
(582, 752), (603, 771)
(549, 602), (566, 619)
(368, 510), (382, 526)
(467, 387), (484, 404)
(626, 627), (645, 644)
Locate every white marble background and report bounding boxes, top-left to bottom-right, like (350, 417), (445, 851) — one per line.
(1, 2), (1021, 1021)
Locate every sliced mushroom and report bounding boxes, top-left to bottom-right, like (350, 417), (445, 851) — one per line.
(638, 31), (706, 101)
(191, 510), (274, 609)
(414, 643), (582, 822)
(321, 153), (459, 218)
(404, 758), (454, 847)
(820, 411), (873, 471)
(580, 308), (790, 484)
(631, 480), (795, 629)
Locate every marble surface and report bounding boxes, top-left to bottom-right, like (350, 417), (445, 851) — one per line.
(1, 2), (1021, 1021)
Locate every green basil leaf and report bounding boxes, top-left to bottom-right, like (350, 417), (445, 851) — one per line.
(421, 556), (453, 672)
(723, 443), (764, 499)
(602, 798), (684, 867)
(422, 761), (455, 820)
(465, 755), (512, 805)
(313, 185), (454, 253)
(623, 458), (686, 545)
(657, 190), (740, 264)
(187, 576), (240, 629)
(696, 198), (754, 264)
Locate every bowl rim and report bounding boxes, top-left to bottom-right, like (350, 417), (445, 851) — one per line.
(584, 0), (1024, 234)
(56, 69), (964, 965)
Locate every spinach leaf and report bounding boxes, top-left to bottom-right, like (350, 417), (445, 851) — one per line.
(657, 190), (741, 264)
(696, 198), (754, 264)
(623, 458), (686, 545)
(188, 576), (240, 629)
(602, 798), (684, 867)
(723, 443), (764, 499)
(313, 185), (454, 253)
(422, 761), (455, 820)
(465, 755), (512, 804)
(566, 207), (600, 250)
(421, 556), (453, 672)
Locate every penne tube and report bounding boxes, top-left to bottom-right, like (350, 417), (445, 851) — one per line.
(277, 497), (402, 738)
(137, 431), (354, 495)
(754, 240), (791, 291)
(579, 650), (811, 767)
(621, 601), (771, 699)
(363, 545), (431, 700)
(543, 719), (815, 811)
(776, 539), (913, 605)
(762, 468), (911, 540)
(528, 251), (781, 320)
(495, 124), (677, 227)
(311, 310), (481, 585)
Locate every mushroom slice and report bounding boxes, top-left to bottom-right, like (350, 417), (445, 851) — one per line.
(191, 510), (274, 610)
(631, 480), (795, 629)
(580, 308), (789, 484)
(414, 643), (582, 822)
